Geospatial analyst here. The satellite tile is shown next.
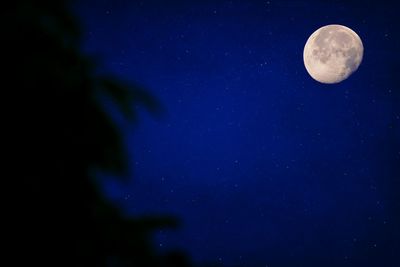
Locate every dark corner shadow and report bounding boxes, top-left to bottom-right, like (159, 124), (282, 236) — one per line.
(6, 1), (191, 266)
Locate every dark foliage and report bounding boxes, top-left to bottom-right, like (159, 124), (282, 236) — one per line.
(6, 1), (191, 266)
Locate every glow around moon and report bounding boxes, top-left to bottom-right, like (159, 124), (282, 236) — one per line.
(303, 24), (363, 84)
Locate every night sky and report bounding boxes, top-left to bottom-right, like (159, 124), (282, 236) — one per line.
(74, 0), (399, 266)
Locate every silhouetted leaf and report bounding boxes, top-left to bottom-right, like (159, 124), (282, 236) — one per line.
(9, 1), (191, 266)
(101, 77), (164, 121)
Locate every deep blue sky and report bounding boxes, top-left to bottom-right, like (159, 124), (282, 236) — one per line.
(75, 1), (399, 266)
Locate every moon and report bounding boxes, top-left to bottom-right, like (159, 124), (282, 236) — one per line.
(303, 24), (363, 84)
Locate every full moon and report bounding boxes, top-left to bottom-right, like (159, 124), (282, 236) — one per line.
(303, 24), (363, 84)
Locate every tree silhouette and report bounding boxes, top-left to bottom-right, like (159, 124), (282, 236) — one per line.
(7, 1), (191, 266)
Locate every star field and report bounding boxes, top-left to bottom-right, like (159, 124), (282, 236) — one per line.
(75, 0), (399, 266)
